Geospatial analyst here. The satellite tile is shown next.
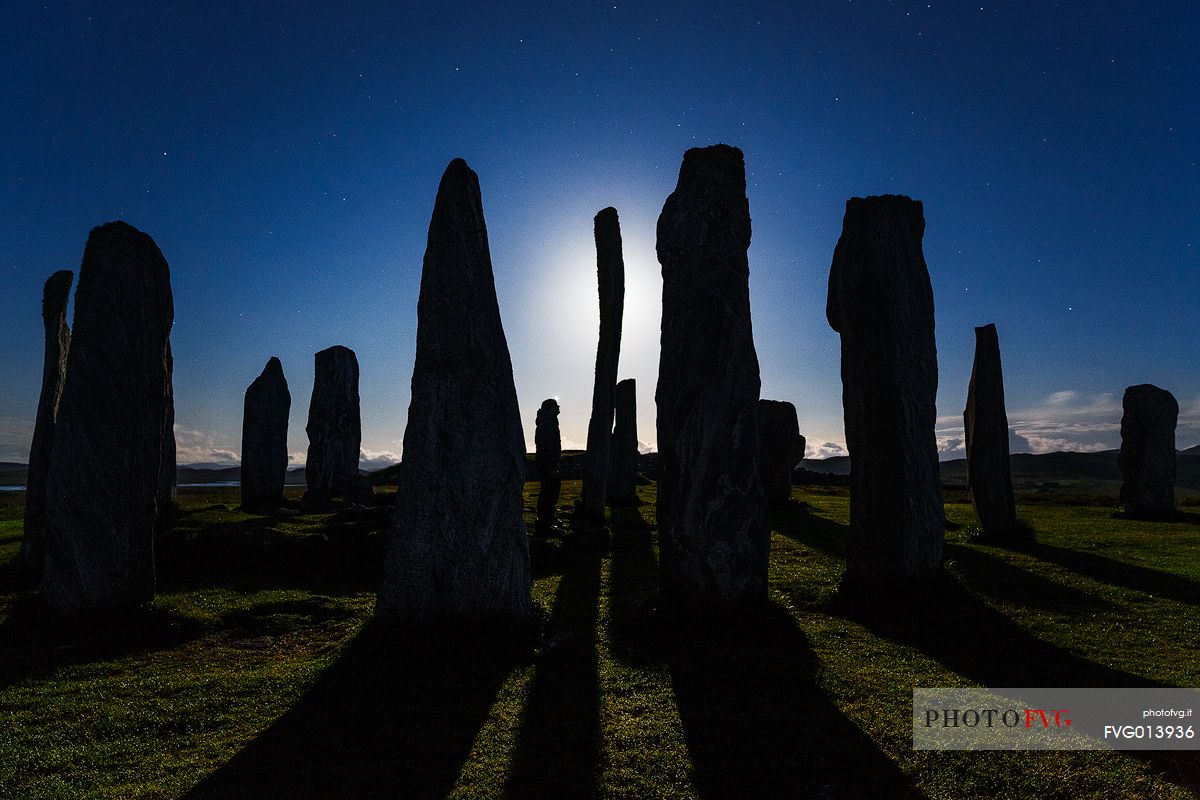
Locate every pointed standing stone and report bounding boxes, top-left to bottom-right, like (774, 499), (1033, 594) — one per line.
(580, 207), (625, 519)
(608, 378), (639, 506)
(157, 341), (177, 524)
(758, 399), (805, 505)
(379, 158), (530, 622)
(534, 399), (562, 536)
(20, 270), (73, 575)
(1118, 384), (1177, 518)
(963, 323), (1019, 538)
(41, 222), (173, 611)
(304, 345), (361, 498)
(656, 144), (769, 609)
(241, 357), (292, 509)
(826, 195), (943, 598)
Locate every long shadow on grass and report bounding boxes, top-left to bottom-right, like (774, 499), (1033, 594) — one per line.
(1025, 542), (1200, 608)
(184, 620), (525, 800)
(943, 543), (1118, 613)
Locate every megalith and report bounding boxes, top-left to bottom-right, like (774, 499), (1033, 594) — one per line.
(758, 399), (805, 505)
(157, 341), (177, 523)
(1118, 384), (1177, 518)
(378, 158), (530, 622)
(534, 399), (562, 536)
(655, 144), (769, 609)
(963, 323), (1019, 538)
(241, 357), (292, 509)
(304, 345), (361, 498)
(608, 378), (639, 506)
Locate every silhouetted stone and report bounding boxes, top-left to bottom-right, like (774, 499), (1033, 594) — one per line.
(158, 341), (177, 524)
(758, 399), (805, 505)
(304, 345), (361, 498)
(608, 378), (639, 506)
(241, 357), (291, 509)
(41, 221), (173, 611)
(581, 207), (625, 519)
(344, 474), (375, 508)
(535, 399), (562, 535)
(20, 269), (73, 575)
(963, 323), (1019, 538)
(656, 144), (769, 609)
(378, 158), (530, 622)
(826, 195), (943, 598)
(1118, 384), (1177, 518)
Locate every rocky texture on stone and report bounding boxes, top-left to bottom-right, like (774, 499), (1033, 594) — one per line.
(157, 341), (177, 522)
(241, 356), (291, 509)
(758, 399), (805, 505)
(1118, 384), (1178, 517)
(655, 144), (769, 609)
(963, 323), (1019, 538)
(580, 207), (625, 519)
(534, 398), (562, 535)
(304, 345), (361, 498)
(378, 158), (530, 621)
(20, 270), (73, 575)
(608, 378), (639, 506)
(41, 221), (174, 611)
(826, 195), (943, 597)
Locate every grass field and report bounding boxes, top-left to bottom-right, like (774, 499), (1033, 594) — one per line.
(1, 482), (1199, 799)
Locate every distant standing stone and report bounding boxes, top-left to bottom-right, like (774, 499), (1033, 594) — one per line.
(1118, 384), (1177, 518)
(758, 399), (805, 505)
(241, 356), (292, 509)
(378, 158), (530, 622)
(535, 399), (562, 535)
(41, 222), (174, 611)
(608, 378), (639, 506)
(304, 345), (361, 498)
(20, 269), (73, 575)
(656, 144), (769, 609)
(963, 323), (1019, 538)
(581, 207), (625, 519)
(826, 195), (943, 598)
(158, 341), (177, 523)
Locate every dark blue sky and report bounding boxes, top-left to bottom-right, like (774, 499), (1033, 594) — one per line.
(2, 1), (1196, 465)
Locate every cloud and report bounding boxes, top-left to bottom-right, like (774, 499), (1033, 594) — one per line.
(806, 441), (847, 460)
(173, 425), (240, 465)
(1004, 390), (1123, 454)
(0, 416), (33, 462)
(360, 449), (400, 472)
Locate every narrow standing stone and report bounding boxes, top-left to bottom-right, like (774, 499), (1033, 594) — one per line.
(41, 222), (173, 611)
(580, 207), (625, 519)
(963, 323), (1019, 538)
(20, 269), (73, 575)
(304, 345), (361, 498)
(656, 144), (769, 609)
(826, 195), (943, 598)
(241, 357), (292, 509)
(534, 399), (562, 536)
(608, 378), (639, 506)
(758, 399), (805, 505)
(1118, 384), (1177, 518)
(378, 159), (530, 622)
(157, 341), (177, 524)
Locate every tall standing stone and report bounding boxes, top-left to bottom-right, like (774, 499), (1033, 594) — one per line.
(20, 269), (73, 575)
(304, 345), (361, 498)
(241, 357), (292, 509)
(1118, 384), (1177, 518)
(608, 378), (639, 506)
(963, 323), (1019, 538)
(378, 158), (530, 622)
(157, 341), (177, 522)
(41, 222), (173, 611)
(656, 144), (769, 609)
(827, 195), (943, 598)
(758, 399), (805, 505)
(580, 207), (625, 519)
(534, 399), (562, 536)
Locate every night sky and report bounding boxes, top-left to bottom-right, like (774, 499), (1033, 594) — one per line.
(2, 1), (1196, 467)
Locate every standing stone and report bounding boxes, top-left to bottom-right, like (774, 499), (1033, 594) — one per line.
(655, 144), (769, 609)
(826, 195), (943, 598)
(963, 323), (1019, 538)
(758, 399), (805, 505)
(19, 269), (73, 575)
(1118, 384), (1177, 518)
(608, 378), (639, 506)
(534, 399), (562, 536)
(378, 158), (530, 622)
(241, 357), (291, 509)
(580, 207), (625, 519)
(157, 341), (177, 524)
(41, 222), (173, 611)
(304, 345), (361, 498)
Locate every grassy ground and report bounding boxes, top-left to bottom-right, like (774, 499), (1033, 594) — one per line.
(1, 482), (1198, 799)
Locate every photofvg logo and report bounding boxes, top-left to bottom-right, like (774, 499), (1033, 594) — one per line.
(913, 688), (1200, 751)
